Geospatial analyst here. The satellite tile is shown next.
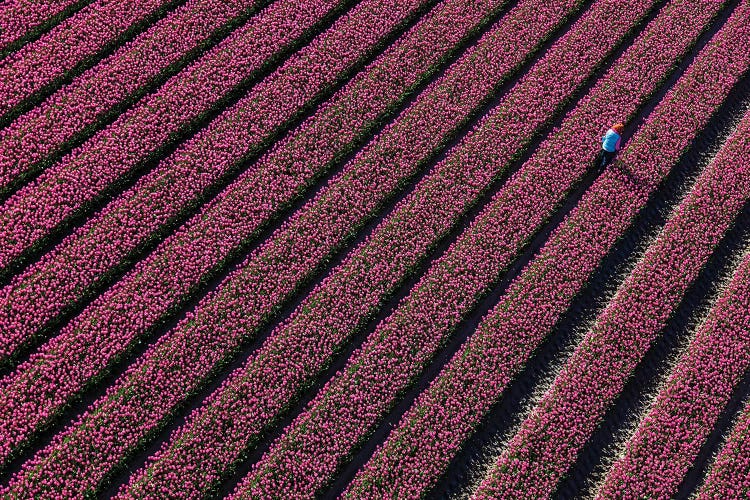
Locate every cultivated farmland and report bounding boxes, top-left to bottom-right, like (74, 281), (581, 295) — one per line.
(1, 0), (750, 498)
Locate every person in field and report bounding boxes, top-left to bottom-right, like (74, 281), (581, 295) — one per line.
(596, 122), (624, 170)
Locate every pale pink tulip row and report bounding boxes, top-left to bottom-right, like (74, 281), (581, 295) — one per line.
(235, 0), (735, 497)
(0, 0), (424, 362)
(0, 0), (266, 193)
(0, 0), (582, 495)
(696, 390), (750, 498)
(594, 111), (750, 497)
(343, 1), (747, 498)
(0, 0), (81, 52)
(0, 0), (500, 471)
(473, 48), (750, 497)
(0, 0), (180, 115)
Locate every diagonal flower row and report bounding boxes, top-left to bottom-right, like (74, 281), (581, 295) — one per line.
(0, 0), (454, 490)
(239, 0), (737, 497)
(0, 0), (267, 194)
(344, 1), (749, 497)
(594, 110), (750, 496)
(0, 0), (82, 52)
(0, 0), (422, 362)
(696, 386), (750, 499)
(0, 0), (496, 470)
(0, 0), (340, 346)
(120, 0), (623, 494)
(0, 0), (582, 495)
(0, 0), (182, 116)
(473, 53), (750, 498)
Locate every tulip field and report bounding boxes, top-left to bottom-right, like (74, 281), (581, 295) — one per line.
(2, 0), (750, 498)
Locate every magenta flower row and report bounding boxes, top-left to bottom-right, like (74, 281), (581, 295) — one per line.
(0, 0), (80, 52)
(0, 0), (263, 195)
(595, 113), (750, 498)
(0, 0), (394, 361)
(343, 1), (743, 497)
(236, 0), (733, 496)
(0, 0), (177, 115)
(0, 0), (492, 471)
(696, 387), (750, 498)
(122, 0), (613, 494)
(468, 9), (750, 499)
(0, 0), (577, 494)
(0, 0), (449, 493)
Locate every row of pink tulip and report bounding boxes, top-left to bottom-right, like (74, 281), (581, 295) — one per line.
(120, 0), (618, 494)
(479, 30), (750, 497)
(594, 112), (750, 497)
(0, 0), (266, 195)
(0, 0), (340, 346)
(0, 0), (415, 362)
(696, 386), (750, 498)
(0, 0), (443, 487)
(343, 1), (745, 497)
(236, 0), (735, 497)
(0, 0), (578, 494)
(0, 0), (81, 52)
(122, 2), (628, 497)
(0, 0), (491, 469)
(0, 0), (180, 115)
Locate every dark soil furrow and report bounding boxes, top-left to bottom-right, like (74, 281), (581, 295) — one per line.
(675, 362), (750, 497)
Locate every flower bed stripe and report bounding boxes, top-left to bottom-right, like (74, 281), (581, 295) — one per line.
(0, 0), (184, 117)
(342, 2), (750, 498)
(593, 122), (750, 497)
(0, 0), (423, 363)
(0, 0), (84, 53)
(0, 0), (585, 495)
(143, 0), (713, 495)
(236, 0), (738, 497)
(696, 394), (750, 499)
(0, 0), (498, 468)
(0, 0), (268, 196)
(472, 77), (750, 500)
(0, 0), (342, 337)
(115, 0), (613, 495)
(0, 0), (443, 492)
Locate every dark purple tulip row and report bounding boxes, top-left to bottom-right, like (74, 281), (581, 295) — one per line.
(0, 0), (447, 493)
(0, 0), (581, 494)
(0, 0), (178, 115)
(0, 0), (81, 52)
(343, 1), (746, 497)
(696, 382), (750, 498)
(0, 0), (489, 471)
(594, 110), (750, 498)
(0, 0), (406, 361)
(0, 0), (265, 195)
(478, 50), (750, 498)
(236, 0), (736, 497)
